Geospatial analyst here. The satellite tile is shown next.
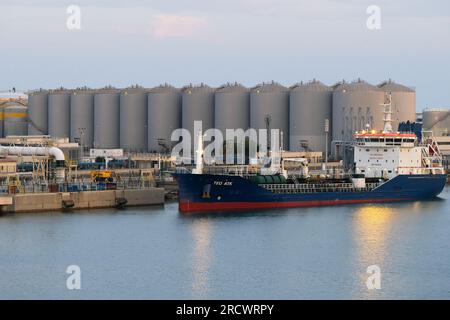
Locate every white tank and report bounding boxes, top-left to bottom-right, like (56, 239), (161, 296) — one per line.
(332, 79), (384, 157)
(182, 83), (215, 146)
(250, 81), (289, 149)
(289, 80), (332, 153)
(120, 86), (148, 152)
(378, 80), (416, 131)
(422, 108), (450, 136)
(147, 84), (181, 153)
(215, 82), (250, 138)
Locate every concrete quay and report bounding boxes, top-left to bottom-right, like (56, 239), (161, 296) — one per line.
(1, 188), (165, 213)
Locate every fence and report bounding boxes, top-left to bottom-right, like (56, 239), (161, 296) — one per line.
(0, 177), (156, 195)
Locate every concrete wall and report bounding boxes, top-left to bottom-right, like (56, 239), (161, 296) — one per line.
(2, 188), (165, 213)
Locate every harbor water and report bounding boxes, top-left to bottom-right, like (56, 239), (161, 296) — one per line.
(1, 186), (450, 299)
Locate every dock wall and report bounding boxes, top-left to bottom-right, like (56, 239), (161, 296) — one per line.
(1, 188), (165, 213)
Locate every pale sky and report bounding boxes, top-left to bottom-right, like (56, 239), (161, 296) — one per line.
(1, 0), (449, 110)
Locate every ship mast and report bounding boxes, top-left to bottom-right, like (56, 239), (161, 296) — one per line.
(381, 92), (393, 133)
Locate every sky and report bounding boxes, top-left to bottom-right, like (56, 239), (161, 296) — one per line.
(0, 0), (449, 110)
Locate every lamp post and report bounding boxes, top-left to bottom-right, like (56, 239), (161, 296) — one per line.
(324, 119), (329, 169)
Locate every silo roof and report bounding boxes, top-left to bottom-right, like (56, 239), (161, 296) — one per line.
(251, 81), (287, 93)
(149, 83), (179, 93)
(216, 82), (248, 93)
(378, 80), (415, 92)
(333, 79), (380, 92)
(121, 85), (149, 94)
(181, 83), (214, 93)
(290, 80), (330, 92)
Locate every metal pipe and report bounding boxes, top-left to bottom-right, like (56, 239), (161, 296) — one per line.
(0, 146), (66, 182)
(0, 146), (65, 161)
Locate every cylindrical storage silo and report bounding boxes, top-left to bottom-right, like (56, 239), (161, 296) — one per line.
(94, 88), (120, 149)
(27, 89), (48, 135)
(289, 80), (332, 153)
(147, 84), (181, 153)
(378, 79), (416, 131)
(3, 102), (28, 137)
(422, 108), (450, 136)
(120, 87), (148, 152)
(48, 89), (71, 139)
(215, 82), (250, 138)
(70, 89), (94, 148)
(250, 81), (289, 149)
(182, 83), (215, 145)
(0, 102), (6, 137)
(332, 80), (384, 158)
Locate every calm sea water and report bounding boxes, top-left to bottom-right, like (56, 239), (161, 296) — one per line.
(1, 187), (450, 299)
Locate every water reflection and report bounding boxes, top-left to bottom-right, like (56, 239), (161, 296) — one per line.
(353, 204), (394, 298)
(189, 218), (213, 298)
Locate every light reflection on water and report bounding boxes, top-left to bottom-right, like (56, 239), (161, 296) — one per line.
(0, 188), (449, 299)
(189, 218), (212, 298)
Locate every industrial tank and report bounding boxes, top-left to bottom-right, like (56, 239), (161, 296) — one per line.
(332, 79), (384, 148)
(181, 83), (215, 144)
(27, 89), (48, 135)
(70, 88), (94, 148)
(422, 108), (450, 136)
(3, 102), (28, 137)
(215, 82), (250, 138)
(147, 84), (181, 153)
(120, 86), (148, 152)
(378, 79), (416, 130)
(48, 89), (71, 139)
(93, 88), (120, 149)
(289, 80), (332, 153)
(250, 81), (289, 149)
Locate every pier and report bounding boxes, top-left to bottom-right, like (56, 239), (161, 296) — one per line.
(1, 188), (164, 213)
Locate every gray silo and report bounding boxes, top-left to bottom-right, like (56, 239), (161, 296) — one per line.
(215, 82), (250, 139)
(3, 102), (28, 137)
(289, 80), (332, 153)
(378, 79), (416, 130)
(250, 81), (289, 149)
(422, 108), (450, 136)
(70, 88), (94, 148)
(181, 83), (215, 144)
(27, 89), (48, 135)
(332, 79), (384, 157)
(147, 84), (181, 153)
(94, 88), (120, 149)
(48, 89), (71, 139)
(120, 86), (148, 152)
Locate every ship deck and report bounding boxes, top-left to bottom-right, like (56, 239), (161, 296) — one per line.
(258, 182), (382, 194)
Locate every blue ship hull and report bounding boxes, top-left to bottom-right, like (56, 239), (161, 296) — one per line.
(175, 173), (447, 213)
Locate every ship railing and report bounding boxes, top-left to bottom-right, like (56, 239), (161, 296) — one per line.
(260, 182), (381, 194)
(202, 166), (259, 176)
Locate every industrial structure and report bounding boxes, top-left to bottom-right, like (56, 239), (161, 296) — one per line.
(215, 82), (250, 137)
(250, 81), (289, 149)
(147, 84), (182, 153)
(27, 89), (48, 135)
(70, 88), (94, 149)
(2, 79), (447, 165)
(331, 79), (417, 158)
(93, 87), (120, 149)
(289, 80), (332, 154)
(120, 86), (148, 152)
(48, 88), (71, 139)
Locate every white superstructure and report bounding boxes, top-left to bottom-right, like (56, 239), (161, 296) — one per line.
(354, 132), (423, 178)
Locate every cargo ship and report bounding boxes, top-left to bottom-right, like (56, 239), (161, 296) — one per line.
(175, 99), (446, 213)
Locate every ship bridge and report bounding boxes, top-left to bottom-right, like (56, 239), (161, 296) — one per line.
(354, 132), (417, 148)
(353, 131), (423, 179)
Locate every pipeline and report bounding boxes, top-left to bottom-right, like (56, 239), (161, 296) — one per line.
(0, 146), (65, 182)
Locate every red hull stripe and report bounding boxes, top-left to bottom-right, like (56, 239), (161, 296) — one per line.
(179, 198), (412, 213)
